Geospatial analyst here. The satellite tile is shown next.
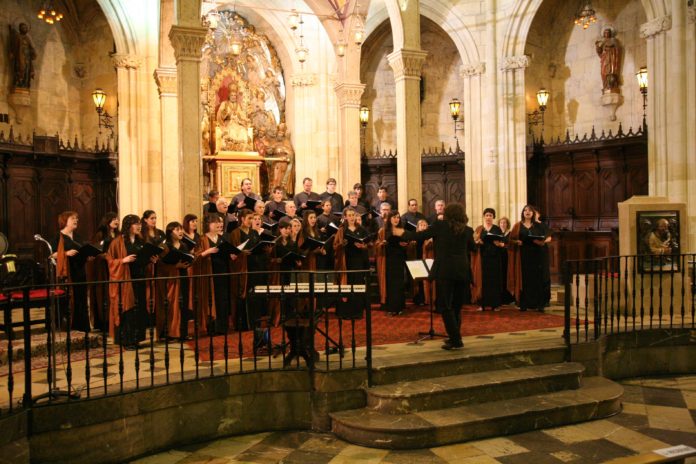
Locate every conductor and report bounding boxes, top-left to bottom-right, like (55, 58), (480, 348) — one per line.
(393, 203), (475, 349)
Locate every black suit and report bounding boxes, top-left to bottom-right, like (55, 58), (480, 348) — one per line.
(406, 221), (475, 346)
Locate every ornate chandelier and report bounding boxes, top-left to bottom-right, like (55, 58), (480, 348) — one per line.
(574, 2), (597, 29)
(37, 1), (64, 24)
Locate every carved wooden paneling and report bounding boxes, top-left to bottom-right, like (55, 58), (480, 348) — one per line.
(361, 152), (464, 218)
(0, 135), (117, 260)
(528, 132), (647, 282)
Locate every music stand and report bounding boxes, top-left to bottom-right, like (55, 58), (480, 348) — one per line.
(32, 235), (80, 403)
(406, 259), (446, 344)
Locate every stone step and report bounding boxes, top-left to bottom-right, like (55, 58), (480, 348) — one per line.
(331, 376), (623, 449)
(367, 362), (584, 414)
(371, 345), (566, 385)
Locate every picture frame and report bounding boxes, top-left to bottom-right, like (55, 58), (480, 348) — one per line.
(636, 210), (680, 273)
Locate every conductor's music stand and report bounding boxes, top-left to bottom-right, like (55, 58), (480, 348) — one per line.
(406, 259), (446, 344)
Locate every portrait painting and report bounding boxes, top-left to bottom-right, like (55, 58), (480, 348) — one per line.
(636, 210), (680, 272)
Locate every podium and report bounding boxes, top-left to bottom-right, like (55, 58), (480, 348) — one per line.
(205, 151), (263, 198)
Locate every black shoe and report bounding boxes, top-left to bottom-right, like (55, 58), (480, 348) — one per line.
(519, 307), (527, 312)
(536, 307), (545, 313)
(441, 342), (463, 350)
(123, 344), (138, 351)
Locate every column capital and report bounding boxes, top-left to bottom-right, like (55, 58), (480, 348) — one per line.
(334, 82), (366, 108)
(640, 15), (672, 39)
(290, 73), (317, 87)
(154, 67), (178, 97)
(460, 62), (486, 78)
(387, 48), (428, 80)
(500, 55), (529, 72)
(687, 6), (695, 24)
(111, 53), (143, 70)
(168, 25), (207, 62)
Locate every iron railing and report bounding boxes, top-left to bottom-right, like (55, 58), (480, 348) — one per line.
(0, 269), (373, 415)
(563, 253), (696, 345)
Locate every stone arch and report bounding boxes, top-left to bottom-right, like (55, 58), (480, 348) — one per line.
(419, 0), (480, 65)
(97, 0), (139, 55)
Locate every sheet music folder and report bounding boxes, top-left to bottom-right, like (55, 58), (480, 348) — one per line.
(406, 259), (434, 280)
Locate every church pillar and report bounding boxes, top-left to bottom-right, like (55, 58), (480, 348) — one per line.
(111, 54), (145, 215)
(388, 49), (428, 211)
(499, 55), (530, 220)
(154, 67), (180, 224)
(290, 73), (320, 192)
(334, 81), (365, 196)
(168, 25), (207, 217)
(460, 63), (485, 218)
(641, 5), (695, 251)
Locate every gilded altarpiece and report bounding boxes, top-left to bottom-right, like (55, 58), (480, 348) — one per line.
(201, 12), (294, 197)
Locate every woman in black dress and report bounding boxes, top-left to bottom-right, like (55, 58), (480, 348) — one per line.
(508, 205), (552, 312)
(473, 208), (506, 311)
(497, 216), (515, 304)
(333, 207), (371, 319)
(377, 211), (408, 315)
(89, 212), (120, 332)
(52, 211), (91, 332)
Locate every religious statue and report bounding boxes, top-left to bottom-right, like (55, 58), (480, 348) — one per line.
(9, 23), (37, 89)
(216, 82), (253, 151)
(267, 122), (294, 190)
(201, 106), (211, 156)
(595, 27), (622, 93)
(253, 127), (271, 157)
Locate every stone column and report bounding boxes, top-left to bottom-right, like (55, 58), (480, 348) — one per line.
(290, 72), (320, 192)
(460, 63), (486, 217)
(388, 48), (428, 210)
(154, 67), (180, 224)
(499, 55), (531, 219)
(334, 81), (365, 196)
(111, 53), (145, 215)
(168, 25), (207, 217)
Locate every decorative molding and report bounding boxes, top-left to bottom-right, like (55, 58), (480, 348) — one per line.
(640, 15), (672, 39)
(154, 67), (178, 97)
(460, 62), (486, 77)
(110, 53), (143, 70)
(168, 25), (207, 62)
(290, 73), (317, 87)
(334, 82), (365, 108)
(387, 49), (428, 80)
(688, 6), (695, 24)
(500, 55), (530, 71)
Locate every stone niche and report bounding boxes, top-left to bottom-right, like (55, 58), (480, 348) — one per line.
(525, 0), (647, 138)
(0, 0), (117, 142)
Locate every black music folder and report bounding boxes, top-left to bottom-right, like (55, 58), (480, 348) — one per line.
(522, 233), (546, 245)
(136, 242), (164, 266)
(217, 239), (248, 256)
(160, 246), (195, 265)
(483, 233), (506, 244)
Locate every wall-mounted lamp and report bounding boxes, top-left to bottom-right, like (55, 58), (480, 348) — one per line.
(449, 98), (465, 143)
(635, 66), (648, 131)
(359, 106), (369, 155)
(527, 88), (549, 135)
(92, 88), (114, 138)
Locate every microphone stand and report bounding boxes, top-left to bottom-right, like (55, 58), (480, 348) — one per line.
(32, 234), (79, 402)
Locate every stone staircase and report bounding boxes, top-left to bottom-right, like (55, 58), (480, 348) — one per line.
(330, 346), (623, 449)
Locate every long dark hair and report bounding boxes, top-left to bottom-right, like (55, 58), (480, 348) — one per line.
(202, 213), (222, 234)
(141, 210), (157, 238)
(384, 211), (400, 238)
(165, 221), (183, 244)
(301, 209), (317, 238)
(520, 204), (536, 221)
(444, 203), (468, 235)
(121, 214), (141, 238)
(95, 212), (120, 241)
(182, 214), (198, 234)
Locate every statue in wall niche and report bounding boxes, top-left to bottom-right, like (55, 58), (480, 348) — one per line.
(201, 106), (211, 156)
(9, 23), (37, 89)
(216, 82), (253, 151)
(267, 122), (293, 191)
(595, 26), (622, 93)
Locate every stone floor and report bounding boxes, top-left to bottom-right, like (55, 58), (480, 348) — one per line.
(132, 375), (696, 464)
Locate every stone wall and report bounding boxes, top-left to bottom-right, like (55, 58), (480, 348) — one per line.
(361, 17), (462, 155)
(0, 1), (116, 143)
(525, 0), (647, 139)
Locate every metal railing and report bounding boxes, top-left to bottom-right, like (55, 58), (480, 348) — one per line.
(563, 253), (696, 345)
(0, 269), (373, 415)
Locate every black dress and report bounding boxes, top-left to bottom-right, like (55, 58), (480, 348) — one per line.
(384, 235), (407, 314)
(479, 225), (504, 310)
(499, 231), (514, 304)
(519, 223), (550, 311)
(337, 226), (370, 319)
(51, 233), (91, 332)
(119, 237), (148, 346)
(246, 230), (270, 329)
(208, 234), (232, 334)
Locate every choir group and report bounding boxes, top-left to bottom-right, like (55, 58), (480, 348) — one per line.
(51, 176), (552, 354)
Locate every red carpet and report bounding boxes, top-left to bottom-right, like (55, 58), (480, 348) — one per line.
(188, 304), (566, 362)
